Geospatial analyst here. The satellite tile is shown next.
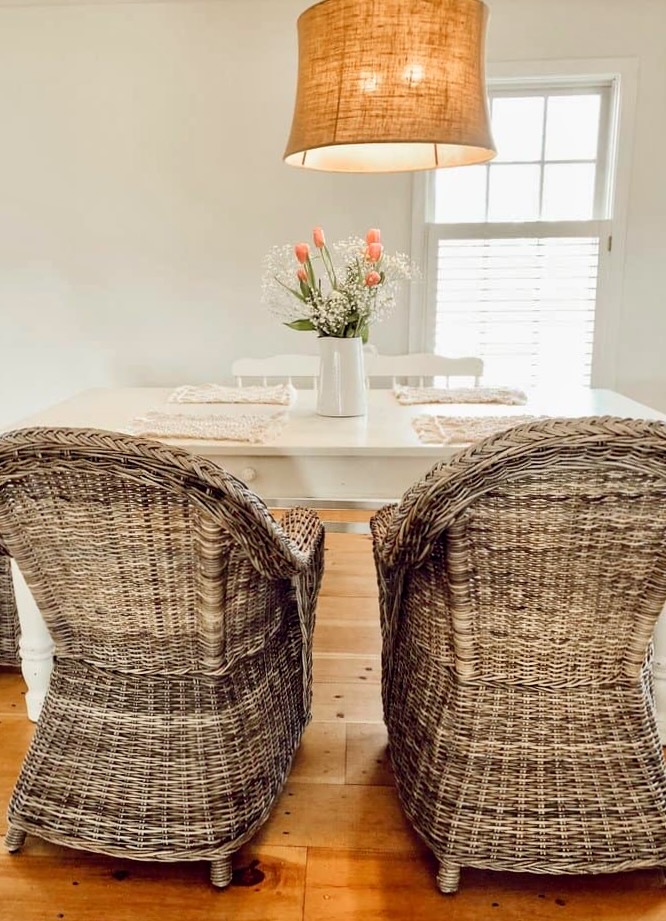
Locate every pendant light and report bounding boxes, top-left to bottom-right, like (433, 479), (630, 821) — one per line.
(284, 0), (496, 173)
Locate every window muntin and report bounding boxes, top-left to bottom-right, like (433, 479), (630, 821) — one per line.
(433, 87), (609, 225)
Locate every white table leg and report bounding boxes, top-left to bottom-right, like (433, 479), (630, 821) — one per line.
(11, 560), (54, 722)
(653, 602), (666, 743)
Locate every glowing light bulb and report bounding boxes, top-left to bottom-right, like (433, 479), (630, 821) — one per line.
(359, 71), (381, 93)
(403, 63), (425, 86)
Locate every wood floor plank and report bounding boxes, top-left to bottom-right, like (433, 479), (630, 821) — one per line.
(323, 531), (374, 552)
(289, 722), (347, 785)
(0, 845), (307, 921)
(315, 595), (380, 623)
(322, 547), (374, 568)
(321, 554), (375, 577)
(345, 723), (393, 787)
(0, 668), (26, 714)
(313, 654), (381, 685)
(319, 531), (377, 598)
(319, 573), (378, 598)
(313, 622), (382, 656)
(311, 681), (384, 723)
(253, 783), (420, 853)
(303, 849), (666, 921)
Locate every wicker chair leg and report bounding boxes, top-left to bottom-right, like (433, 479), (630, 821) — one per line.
(436, 861), (460, 894)
(210, 856), (233, 888)
(5, 825), (26, 853)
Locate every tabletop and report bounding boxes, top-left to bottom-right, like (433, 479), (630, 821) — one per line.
(7, 385), (666, 503)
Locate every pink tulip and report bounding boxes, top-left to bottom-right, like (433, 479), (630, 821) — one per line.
(294, 242), (310, 264)
(366, 228), (381, 245)
(297, 268), (308, 282)
(313, 227), (326, 249)
(365, 242), (383, 263)
(365, 270), (381, 287)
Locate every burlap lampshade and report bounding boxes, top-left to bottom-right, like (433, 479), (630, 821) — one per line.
(284, 0), (496, 172)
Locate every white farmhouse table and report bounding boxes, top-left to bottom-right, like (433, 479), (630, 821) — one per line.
(5, 385), (666, 736)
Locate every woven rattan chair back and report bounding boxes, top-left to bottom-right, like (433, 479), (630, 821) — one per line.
(371, 416), (666, 893)
(0, 426), (324, 887)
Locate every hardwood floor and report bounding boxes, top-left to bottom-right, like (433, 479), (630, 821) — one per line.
(1, 517), (665, 920)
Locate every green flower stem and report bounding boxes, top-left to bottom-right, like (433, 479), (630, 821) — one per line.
(320, 245), (338, 289)
(276, 276), (306, 302)
(305, 256), (317, 290)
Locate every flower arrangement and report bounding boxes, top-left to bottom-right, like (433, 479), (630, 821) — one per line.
(261, 227), (417, 341)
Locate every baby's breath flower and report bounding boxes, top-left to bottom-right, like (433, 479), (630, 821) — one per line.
(261, 230), (419, 340)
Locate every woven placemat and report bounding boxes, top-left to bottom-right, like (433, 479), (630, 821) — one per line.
(128, 411), (288, 444)
(413, 414), (544, 445)
(395, 385), (528, 406)
(168, 383), (296, 405)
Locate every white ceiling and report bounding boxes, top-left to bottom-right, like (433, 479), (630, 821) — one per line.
(0, 0), (232, 6)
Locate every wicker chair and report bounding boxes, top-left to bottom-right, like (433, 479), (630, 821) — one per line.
(0, 548), (20, 666)
(0, 426), (324, 886)
(371, 416), (666, 894)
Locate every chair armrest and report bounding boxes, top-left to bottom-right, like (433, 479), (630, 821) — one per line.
(370, 504), (403, 717)
(279, 506), (325, 566)
(278, 507), (325, 718)
(370, 503), (398, 550)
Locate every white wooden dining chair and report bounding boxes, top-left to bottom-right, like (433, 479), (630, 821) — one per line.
(231, 350), (482, 390)
(364, 353), (484, 388)
(231, 347), (378, 390)
(231, 354), (320, 389)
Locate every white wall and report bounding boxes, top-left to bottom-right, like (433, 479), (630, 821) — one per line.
(486, 0), (666, 411)
(0, 0), (665, 427)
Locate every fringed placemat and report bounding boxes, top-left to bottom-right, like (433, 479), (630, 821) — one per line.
(393, 384), (527, 406)
(395, 385), (528, 406)
(128, 411), (288, 444)
(168, 383), (296, 405)
(413, 414), (544, 445)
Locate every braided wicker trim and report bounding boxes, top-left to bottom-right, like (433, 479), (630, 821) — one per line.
(395, 385), (527, 405)
(0, 552), (19, 666)
(383, 416), (666, 572)
(128, 411), (288, 443)
(413, 414), (541, 444)
(0, 427), (321, 579)
(168, 383), (297, 406)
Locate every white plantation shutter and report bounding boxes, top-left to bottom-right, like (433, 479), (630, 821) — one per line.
(429, 221), (608, 390)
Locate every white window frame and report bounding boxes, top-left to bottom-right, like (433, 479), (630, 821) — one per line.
(409, 57), (639, 390)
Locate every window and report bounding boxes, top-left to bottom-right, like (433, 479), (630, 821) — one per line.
(417, 76), (623, 391)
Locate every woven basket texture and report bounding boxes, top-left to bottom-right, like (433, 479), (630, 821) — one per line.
(0, 427), (324, 881)
(0, 551), (19, 666)
(371, 416), (666, 892)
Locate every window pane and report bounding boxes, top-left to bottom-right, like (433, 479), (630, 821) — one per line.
(542, 163), (596, 220)
(545, 95), (601, 160)
(491, 96), (545, 162)
(488, 164), (541, 222)
(433, 165), (487, 223)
